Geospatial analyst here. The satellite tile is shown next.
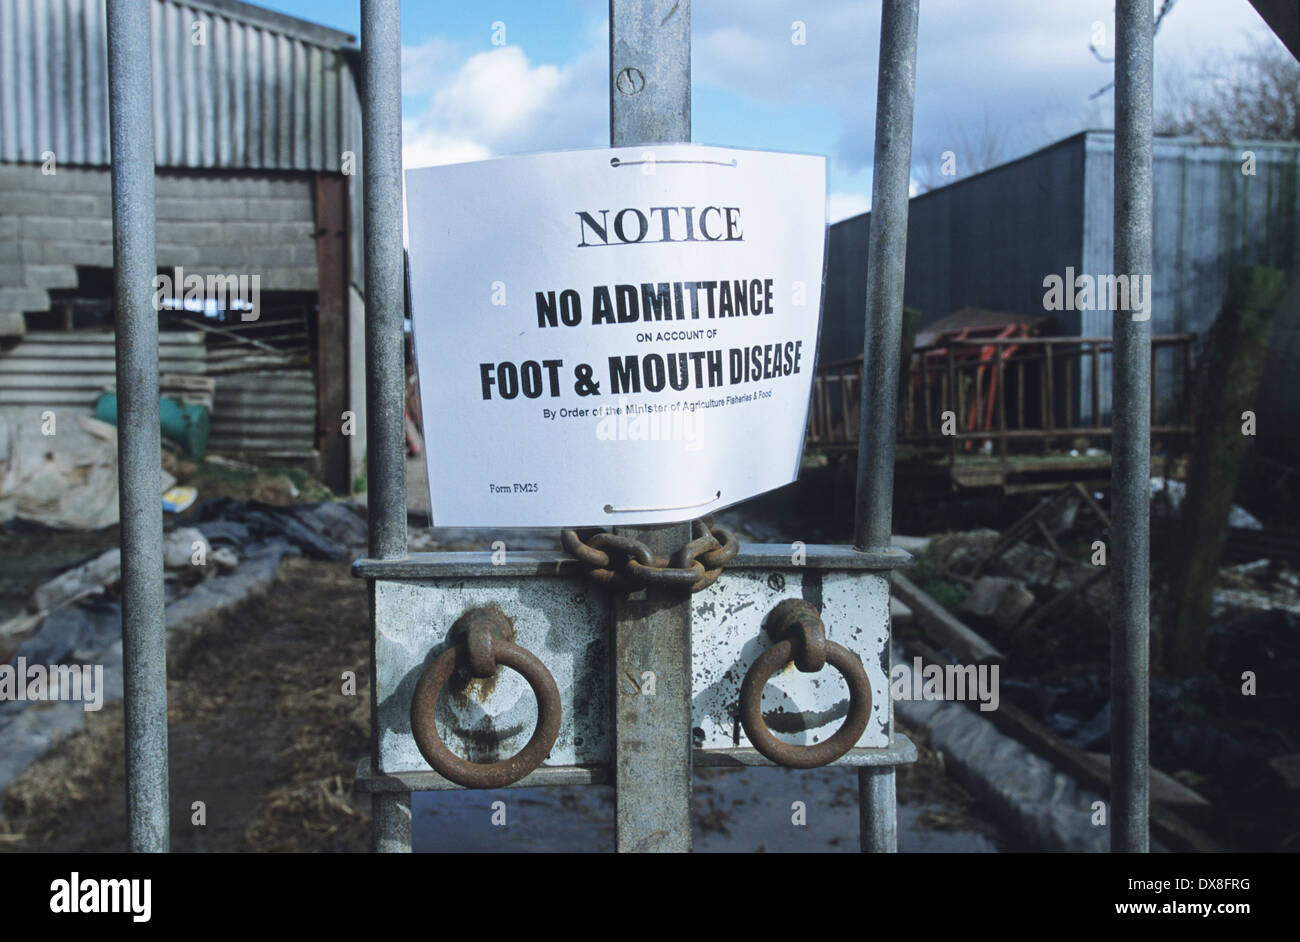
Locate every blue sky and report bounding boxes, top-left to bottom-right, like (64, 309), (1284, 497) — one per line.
(259, 1), (1279, 221)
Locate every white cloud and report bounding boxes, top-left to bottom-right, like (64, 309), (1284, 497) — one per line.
(401, 35), (463, 97)
(401, 125), (491, 169)
(401, 35), (606, 172)
(827, 191), (869, 224)
(398, 29), (608, 244)
(431, 47), (566, 140)
(692, 0), (1278, 180)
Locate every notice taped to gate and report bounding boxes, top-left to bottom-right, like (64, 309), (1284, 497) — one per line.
(406, 145), (827, 527)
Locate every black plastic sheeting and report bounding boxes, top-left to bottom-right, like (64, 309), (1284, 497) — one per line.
(3, 500), (368, 714)
(186, 498), (367, 562)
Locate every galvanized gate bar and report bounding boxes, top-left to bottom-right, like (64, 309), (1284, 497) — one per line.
(854, 0), (919, 854)
(358, 741), (919, 792)
(106, 0), (171, 854)
(361, 0), (412, 853)
(1110, 0), (1153, 853)
(855, 0), (919, 554)
(607, 0), (695, 854)
(361, 0), (408, 564)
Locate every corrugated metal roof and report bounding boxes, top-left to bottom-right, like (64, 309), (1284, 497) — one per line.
(208, 367), (317, 458)
(0, 329), (319, 458)
(0, 0), (361, 172)
(0, 330), (206, 409)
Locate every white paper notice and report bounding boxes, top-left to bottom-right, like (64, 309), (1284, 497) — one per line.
(405, 144), (827, 527)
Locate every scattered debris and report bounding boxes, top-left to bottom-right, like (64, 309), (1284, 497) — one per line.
(1268, 754), (1300, 792)
(0, 407), (175, 530)
(1206, 609), (1300, 719)
(205, 455), (257, 473)
(163, 526), (208, 570)
(30, 547), (121, 613)
(162, 485), (198, 513)
(907, 472), (1300, 850)
(891, 571), (1004, 664)
(212, 547), (239, 572)
(1151, 476), (1263, 530)
(960, 576), (1035, 632)
(899, 638), (1221, 852)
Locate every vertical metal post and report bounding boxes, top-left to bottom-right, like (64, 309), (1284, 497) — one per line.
(858, 767), (896, 852)
(107, 0), (170, 854)
(362, 0), (407, 563)
(855, 0), (919, 553)
(371, 791), (411, 853)
(1110, 0), (1153, 854)
(361, 0), (410, 852)
(609, 0), (693, 853)
(854, 0), (919, 853)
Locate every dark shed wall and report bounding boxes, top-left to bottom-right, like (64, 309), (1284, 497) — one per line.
(821, 134), (1087, 364)
(820, 213), (870, 364)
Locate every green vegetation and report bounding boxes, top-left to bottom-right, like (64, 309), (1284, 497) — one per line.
(183, 458), (335, 504)
(909, 555), (969, 611)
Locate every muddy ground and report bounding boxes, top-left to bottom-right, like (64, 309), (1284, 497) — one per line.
(0, 555), (1008, 853)
(1, 557), (371, 852)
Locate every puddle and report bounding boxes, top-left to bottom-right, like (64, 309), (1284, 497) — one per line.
(412, 765), (1007, 853)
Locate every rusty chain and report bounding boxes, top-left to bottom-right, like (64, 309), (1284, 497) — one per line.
(559, 517), (738, 593)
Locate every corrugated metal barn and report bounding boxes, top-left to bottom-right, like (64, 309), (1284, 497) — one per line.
(823, 130), (1300, 462)
(0, 0), (368, 491)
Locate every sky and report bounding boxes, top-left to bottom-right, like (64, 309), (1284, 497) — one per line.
(258, 0), (1281, 223)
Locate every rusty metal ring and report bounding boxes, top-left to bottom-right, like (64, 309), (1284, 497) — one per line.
(790, 615), (827, 673)
(738, 639), (872, 769)
(410, 638), (562, 789)
(465, 623), (497, 678)
(765, 598), (827, 672)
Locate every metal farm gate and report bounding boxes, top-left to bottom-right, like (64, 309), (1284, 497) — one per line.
(104, 0), (1156, 853)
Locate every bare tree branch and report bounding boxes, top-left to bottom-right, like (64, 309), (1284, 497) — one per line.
(1089, 0), (1179, 100)
(1157, 36), (1300, 140)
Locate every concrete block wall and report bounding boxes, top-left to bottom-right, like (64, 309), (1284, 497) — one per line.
(0, 163), (320, 334)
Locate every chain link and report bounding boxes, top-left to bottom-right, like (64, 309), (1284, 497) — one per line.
(560, 518), (738, 593)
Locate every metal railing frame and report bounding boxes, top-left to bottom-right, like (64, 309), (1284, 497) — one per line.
(807, 335), (1194, 451)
